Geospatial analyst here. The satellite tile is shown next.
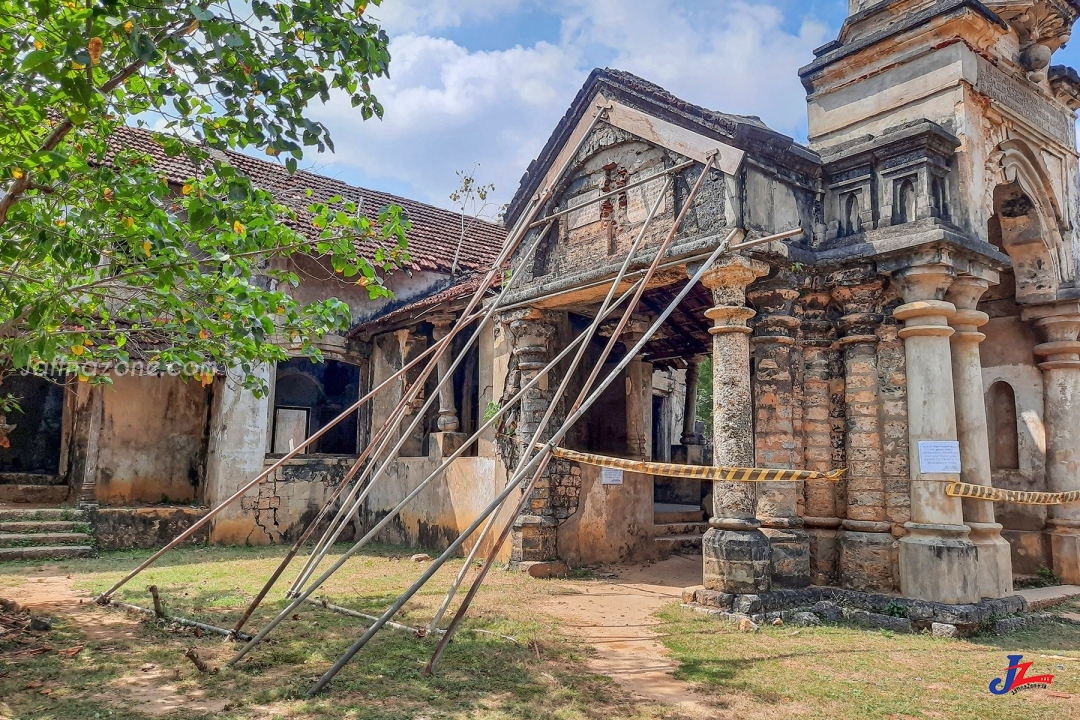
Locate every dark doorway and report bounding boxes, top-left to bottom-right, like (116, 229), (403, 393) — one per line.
(652, 395), (666, 462)
(0, 374), (64, 475)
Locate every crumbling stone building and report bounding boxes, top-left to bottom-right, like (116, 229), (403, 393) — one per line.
(3, 0), (1079, 610)
(464, 0), (1080, 604)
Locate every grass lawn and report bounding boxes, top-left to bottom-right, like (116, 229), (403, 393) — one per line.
(0, 545), (1078, 719)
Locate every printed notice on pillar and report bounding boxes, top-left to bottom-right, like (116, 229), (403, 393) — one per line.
(601, 468), (624, 486)
(918, 441), (962, 474)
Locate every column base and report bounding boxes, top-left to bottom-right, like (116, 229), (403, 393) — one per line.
(1049, 524), (1080, 585)
(760, 525), (811, 589)
(511, 515), (558, 563)
(967, 521), (1013, 598)
(702, 527), (772, 594)
(899, 522), (980, 604)
(838, 522), (896, 593)
(430, 432), (469, 459)
(805, 522), (841, 587)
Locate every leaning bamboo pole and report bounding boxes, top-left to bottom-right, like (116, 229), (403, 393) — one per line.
(230, 159), (674, 668)
(219, 105), (613, 643)
(99, 103), (612, 607)
(425, 228), (803, 674)
(307, 155), (720, 694)
(284, 220), (554, 599)
(92, 329), (457, 604)
(423, 156), (726, 673)
(224, 278), (645, 667)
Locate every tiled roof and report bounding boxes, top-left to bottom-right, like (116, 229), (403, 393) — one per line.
(108, 125), (506, 274)
(350, 272), (498, 337)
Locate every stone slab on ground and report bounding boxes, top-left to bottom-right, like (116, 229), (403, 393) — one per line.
(1014, 585), (1080, 611)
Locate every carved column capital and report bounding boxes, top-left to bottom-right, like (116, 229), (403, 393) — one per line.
(1033, 311), (1080, 369)
(504, 308), (559, 375)
(698, 256), (770, 302)
(946, 276), (991, 344)
(749, 286), (801, 347)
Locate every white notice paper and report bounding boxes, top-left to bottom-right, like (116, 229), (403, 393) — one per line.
(918, 441), (962, 474)
(601, 468), (624, 486)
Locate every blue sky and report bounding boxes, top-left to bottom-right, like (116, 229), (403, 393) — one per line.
(301, 0), (1080, 214)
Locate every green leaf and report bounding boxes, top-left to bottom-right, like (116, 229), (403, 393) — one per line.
(19, 49), (52, 72)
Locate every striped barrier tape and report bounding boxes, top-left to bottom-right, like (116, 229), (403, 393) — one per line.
(945, 481), (1080, 506)
(541, 445), (846, 482)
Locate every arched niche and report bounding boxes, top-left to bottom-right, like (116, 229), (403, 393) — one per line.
(988, 141), (1068, 304)
(986, 380), (1020, 471)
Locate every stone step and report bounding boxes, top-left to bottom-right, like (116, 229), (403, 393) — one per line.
(0, 473), (65, 486)
(653, 522), (709, 536)
(654, 503), (705, 525)
(0, 507), (83, 522)
(0, 545), (93, 561)
(0, 532), (91, 548)
(0, 520), (86, 534)
(654, 534), (704, 558)
(0, 485), (69, 504)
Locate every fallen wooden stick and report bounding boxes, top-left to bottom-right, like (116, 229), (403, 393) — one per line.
(184, 647), (218, 675)
(148, 585), (165, 619)
(108, 600), (251, 641)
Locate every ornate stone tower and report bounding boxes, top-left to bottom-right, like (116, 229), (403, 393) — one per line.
(801, 0), (1080, 600)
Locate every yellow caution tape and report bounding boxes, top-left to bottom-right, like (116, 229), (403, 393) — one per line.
(542, 446), (846, 482)
(945, 481), (1080, 505)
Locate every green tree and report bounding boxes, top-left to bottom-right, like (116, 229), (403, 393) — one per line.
(695, 355), (713, 442)
(0, 0), (408, 405)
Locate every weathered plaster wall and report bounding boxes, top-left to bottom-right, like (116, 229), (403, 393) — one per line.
(359, 440), (514, 562)
(93, 375), (211, 505)
(557, 465), (654, 565)
(206, 366), (272, 544)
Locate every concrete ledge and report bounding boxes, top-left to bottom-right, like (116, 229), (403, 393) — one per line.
(1014, 585), (1080, 611)
(89, 506), (210, 550)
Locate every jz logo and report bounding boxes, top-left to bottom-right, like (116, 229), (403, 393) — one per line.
(989, 654), (1055, 695)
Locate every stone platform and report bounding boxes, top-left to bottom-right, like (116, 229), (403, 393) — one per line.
(681, 584), (1080, 636)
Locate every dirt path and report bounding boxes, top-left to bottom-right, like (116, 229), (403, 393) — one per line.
(541, 554), (714, 718)
(2, 566), (228, 717)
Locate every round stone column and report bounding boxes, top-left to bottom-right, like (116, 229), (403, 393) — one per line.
(833, 272), (895, 592)
(681, 355), (703, 447)
(749, 284), (810, 589)
(1035, 312), (1080, 585)
(699, 256), (771, 594)
(799, 287), (842, 586)
(430, 314), (461, 433)
(893, 265), (979, 605)
(946, 277), (1012, 598)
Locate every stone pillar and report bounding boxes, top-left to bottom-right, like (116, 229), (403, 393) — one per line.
(698, 256), (771, 593)
(429, 314), (461, 433)
(1033, 309), (1080, 584)
(894, 264), (979, 604)
(505, 309), (562, 565)
(832, 271), (895, 592)
(749, 284), (810, 589)
(947, 277), (1012, 598)
(799, 287), (842, 586)
(681, 356), (702, 446)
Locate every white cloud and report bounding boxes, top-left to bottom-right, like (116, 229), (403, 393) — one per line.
(370, 0), (526, 35)
(311, 32), (584, 208)
(310, 1), (834, 210)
